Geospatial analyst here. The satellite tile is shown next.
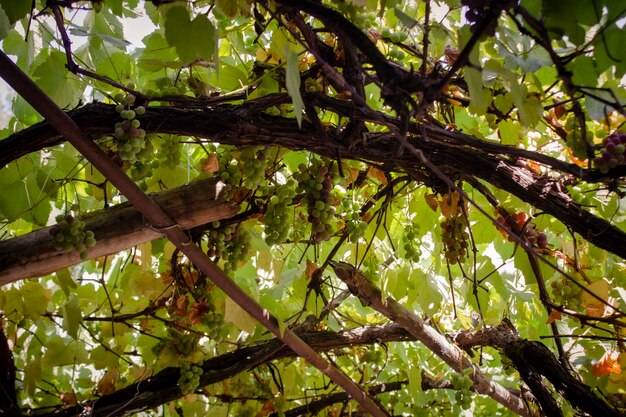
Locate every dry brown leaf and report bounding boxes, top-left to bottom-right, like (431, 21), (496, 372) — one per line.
(255, 400), (277, 417)
(424, 193), (439, 211)
(60, 391), (77, 406)
(306, 260), (319, 280)
(97, 369), (119, 395)
(546, 309), (562, 324)
(591, 351), (621, 377)
(201, 153), (220, 173)
(367, 166), (388, 185)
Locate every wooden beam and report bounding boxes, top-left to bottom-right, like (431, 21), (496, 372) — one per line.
(0, 178), (238, 285)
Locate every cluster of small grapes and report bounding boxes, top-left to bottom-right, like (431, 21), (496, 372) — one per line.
(593, 132), (626, 174)
(567, 183), (593, 206)
(216, 149), (242, 199)
(155, 134), (182, 170)
(550, 277), (582, 310)
(178, 361), (203, 395)
(206, 221), (236, 259)
(293, 161), (337, 242)
(401, 221), (422, 262)
(203, 311), (224, 341)
(169, 329), (198, 356)
(495, 211), (548, 249)
(440, 217), (469, 265)
(222, 228), (250, 274)
(450, 371), (473, 410)
(340, 200), (367, 242)
(264, 181), (297, 245)
(49, 214), (96, 261)
(112, 93), (148, 164)
(240, 146), (271, 189)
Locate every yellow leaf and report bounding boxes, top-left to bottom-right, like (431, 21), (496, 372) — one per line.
(582, 280), (610, 317)
(224, 298), (257, 334)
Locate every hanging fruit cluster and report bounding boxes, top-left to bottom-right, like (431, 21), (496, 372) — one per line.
(593, 132), (626, 174)
(49, 213), (96, 260)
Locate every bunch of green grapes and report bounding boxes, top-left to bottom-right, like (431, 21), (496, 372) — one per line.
(340, 200), (367, 242)
(450, 370), (473, 410)
(215, 148), (242, 199)
(178, 361), (203, 394)
(204, 311), (224, 341)
(550, 277), (583, 310)
(49, 214), (96, 260)
(264, 181), (297, 245)
(155, 134), (182, 170)
(401, 221), (422, 262)
(205, 221), (250, 274)
(440, 217), (469, 264)
(112, 93), (147, 164)
(169, 329), (198, 357)
(222, 228), (251, 274)
(240, 146), (271, 189)
(293, 160), (338, 242)
(206, 220), (235, 259)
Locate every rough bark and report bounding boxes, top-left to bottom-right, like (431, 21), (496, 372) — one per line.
(453, 324), (622, 417)
(0, 178), (238, 284)
(32, 324), (413, 417)
(329, 261), (530, 417)
(2, 102), (625, 261)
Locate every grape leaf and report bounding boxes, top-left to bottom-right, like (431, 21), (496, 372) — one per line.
(62, 294), (83, 339)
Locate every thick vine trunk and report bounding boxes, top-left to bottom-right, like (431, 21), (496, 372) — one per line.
(2, 102), (625, 261)
(0, 178), (238, 284)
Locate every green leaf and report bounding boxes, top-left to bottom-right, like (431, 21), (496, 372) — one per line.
(285, 49), (304, 127)
(32, 51), (83, 109)
(0, 0), (30, 24)
(567, 56), (597, 87)
(498, 120), (520, 145)
(0, 4), (10, 40)
(23, 358), (41, 395)
(164, 6), (216, 65)
(62, 294), (82, 339)
(20, 282), (51, 320)
(54, 269), (78, 297)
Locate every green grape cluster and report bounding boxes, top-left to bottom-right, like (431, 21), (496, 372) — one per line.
(178, 362), (203, 394)
(440, 217), (469, 264)
(155, 134), (182, 170)
(450, 371), (473, 410)
(264, 181), (297, 245)
(240, 146), (271, 189)
(340, 200), (367, 242)
(169, 329), (198, 356)
(112, 93), (147, 164)
(205, 221), (250, 274)
(215, 149), (242, 199)
(49, 214), (96, 261)
(222, 229), (250, 274)
(401, 221), (422, 262)
(381, 28), (408, 43)
(550, 277), (583, 310)
(203, 311), (224, 340)
(293, 160), (338, 241)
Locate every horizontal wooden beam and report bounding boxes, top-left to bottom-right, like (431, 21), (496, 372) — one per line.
(0, 178), (238, 285)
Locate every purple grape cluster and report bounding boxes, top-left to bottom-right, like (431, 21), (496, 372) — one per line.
(594, 132), (626, 174)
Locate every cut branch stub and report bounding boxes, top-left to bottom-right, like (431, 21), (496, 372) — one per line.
(0, 178), (238, 285)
